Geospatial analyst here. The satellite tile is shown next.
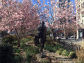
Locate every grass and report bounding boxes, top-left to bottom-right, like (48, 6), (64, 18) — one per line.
(61, 50), (69, 56)
(20, 37), (33, 49)
(56, 48), (64, 55)
(13, 47), (21, 53)
(44, 43), (63, 52)
(14, 54), (23, 63)
(25, 46), (39, 55)
(17, 36), (39, 63)
(25, 46), (39, 63)
(13, 36), (39, 63)
(13, 36), (34, 63)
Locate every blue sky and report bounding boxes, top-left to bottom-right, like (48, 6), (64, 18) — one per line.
(19, 0), (22, 1)
(19, 0), (75, 23)
(19, 0), (75, 5)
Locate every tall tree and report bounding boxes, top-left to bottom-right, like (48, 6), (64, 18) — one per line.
(33, 0), (78, 38)
(0, 0), (40, 47)
(50, 1), (77, 38)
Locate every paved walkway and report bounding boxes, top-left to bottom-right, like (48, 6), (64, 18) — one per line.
(61, 39), (83, 48)
(45, 50), (75, 63)
(36, 50), (75, 63)
(61, 39), (82, 44)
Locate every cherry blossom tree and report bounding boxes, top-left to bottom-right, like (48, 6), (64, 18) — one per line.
(0, 0), (40, 47)
(33, 0), (78, 39)
(49, 1), (77, 38)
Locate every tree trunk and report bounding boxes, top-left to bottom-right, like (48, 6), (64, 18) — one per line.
(17, 39), (20, 47)
(63, 24), (66, 39)
(64, 27), (66, 39)
(15, 28), (20, 47)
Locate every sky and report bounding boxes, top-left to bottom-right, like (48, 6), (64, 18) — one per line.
(19, 0), (76, 23)
(19, 0), (75, 5)
(21, 0), (76, 10)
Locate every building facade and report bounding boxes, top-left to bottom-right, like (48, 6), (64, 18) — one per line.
(75, 0), (84, 39)
(0, 0), (2, 8)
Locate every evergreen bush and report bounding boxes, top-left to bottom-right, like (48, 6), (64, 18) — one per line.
(2, 35), (17, 45)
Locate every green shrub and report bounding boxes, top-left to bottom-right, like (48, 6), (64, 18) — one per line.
(13, 47), (21, 53)
(69, 51), (77, 59)
(20, 38), (31, 49)
(26, 46), (39, 55)
(56, 44), (63, 49)
(0, 44), (14, 63)
(62, 50), (67, 56)
(44, 44), (55, 52)
(46, 30), (51, 35)
(52, 47), (57, 52)
(44, 44), (63, 52)
(2, 35), (17, 45)
(13, 41), (18, 46)
(0, 31), (9, 37)
(21, 38), (30, 43)
(26, 46), (39, 63)
(14, 54), (23, 63)
(44, 43), (72, 57)
(65, 51), (70, 56)
(26, 54), (32, 63)
(56, 48), (63, 55)
(56, 50), (61, 55)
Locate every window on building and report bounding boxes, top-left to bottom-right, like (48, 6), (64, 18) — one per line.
(82, 20), (84, 24)
(82, 11), (84, 17)
(81, 2), (84, 8)
(82, 14), (84, 17)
